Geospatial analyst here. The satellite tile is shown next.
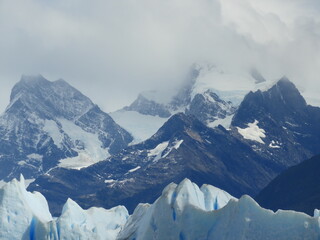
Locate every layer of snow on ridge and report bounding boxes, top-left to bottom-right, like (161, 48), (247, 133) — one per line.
(43, 119), (63, 147)
(58, 118), (110, 169)
(148, 141), (169, 161)
(207, 114), (234, 129)
(110, 110), (168, 144)
(237, 120), (266, 144)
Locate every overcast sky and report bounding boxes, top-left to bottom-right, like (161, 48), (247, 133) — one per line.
(1, 0), (320, 113)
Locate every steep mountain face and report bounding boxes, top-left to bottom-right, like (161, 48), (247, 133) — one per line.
(0, 75), (132, 181)
(30, 113), (275, 215)
(256, 155), (320, 216)
(29, 78), (320, 216)
(186, 89), (236, 124)
(123, 94), (171, 118)
(231, 77), (320, 168)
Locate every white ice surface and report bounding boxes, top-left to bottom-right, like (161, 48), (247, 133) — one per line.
(57, 198), (128, 240)
(237, 120), (266, 144)
(0, 175), (52, 239)
(110, 110), (168, 144)
(118, 179), (320, 240)
(1, 176), (320, 240)
(0, 176), (129, 240)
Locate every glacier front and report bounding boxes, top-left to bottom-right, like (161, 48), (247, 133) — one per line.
(1, 176), (320, 239)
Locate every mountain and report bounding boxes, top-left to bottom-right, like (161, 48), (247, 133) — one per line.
(29, 77), (320, 216)
(232, 77), (320, 169)
(256, 154), (320, 216)
(0, 75), (132, 181)
(123, 94), (171, 118)
(111, 65), (240, 143)
(2, 176), (319, 239)
(29, 113), (277, 215)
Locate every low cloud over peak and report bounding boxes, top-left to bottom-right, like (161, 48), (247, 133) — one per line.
(1, 0), (319, 112)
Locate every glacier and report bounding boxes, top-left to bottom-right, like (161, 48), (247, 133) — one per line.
(0, 175), (128, 240)
(118, 179), (320, 240)
(1, 176), (320, 239)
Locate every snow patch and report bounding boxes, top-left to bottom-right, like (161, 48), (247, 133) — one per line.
(173, 140), (184, 150)
(269, 140), (281, 149)
(237, 120), (266, 144)
(128, 166), (141, 173)
(148, 141), (169, 161)
(27, 153), (43, 161)
(105, 179), (116, 184)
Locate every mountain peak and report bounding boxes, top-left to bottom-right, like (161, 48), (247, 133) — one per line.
(20, 74), (47, 84)
(271, 77), (307, 108)
(8, 75), (94, 119)
(149, 113), (206, 143)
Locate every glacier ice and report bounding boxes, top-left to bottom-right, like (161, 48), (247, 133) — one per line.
(0, 175), (128, 240)
(0, 175), (52, 239)
(1, 176), (320, 239)
(118, 178), (320, 240)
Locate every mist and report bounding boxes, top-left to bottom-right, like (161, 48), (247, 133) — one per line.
(1, 0), (320, 113)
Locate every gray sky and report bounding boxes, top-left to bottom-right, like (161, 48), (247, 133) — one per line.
(1, 0), (320, 113)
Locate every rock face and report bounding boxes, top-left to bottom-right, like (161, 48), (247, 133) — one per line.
(123, 94), (171, 118)
(0, 75), (132, 180)
(186, 89), (236, 124)
(256, 154), (320, 216)
(29, 113), (275, 215)
(29, 78), (320, 216)
(232, 77), (320, 168)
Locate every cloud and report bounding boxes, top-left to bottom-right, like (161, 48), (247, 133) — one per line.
(0, 0), (320, 112)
